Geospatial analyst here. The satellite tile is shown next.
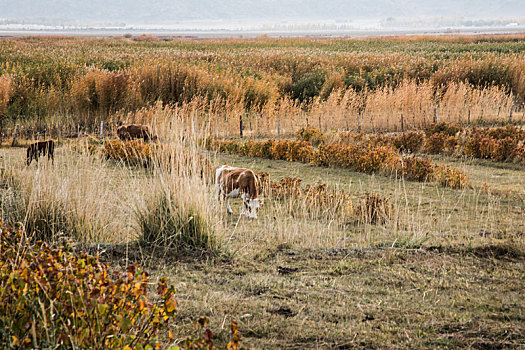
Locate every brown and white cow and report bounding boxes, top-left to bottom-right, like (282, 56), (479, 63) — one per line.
(215, 165), (261, 219)
(116, 123), (157, 142)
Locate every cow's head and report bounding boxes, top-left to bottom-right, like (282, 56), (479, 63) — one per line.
(242, 194), (261, 219)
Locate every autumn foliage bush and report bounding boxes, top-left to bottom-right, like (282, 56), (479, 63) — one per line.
(209, 138), (468, 189)
(296, 127), (325, 146)
(399, 157), (435, 182)
(102, 139), (153, 167)
(101, 139), (183, 169)
(310, 123), (525, 164)
(433, 165), (470, 189)
(423, 122), (463, 137)
(391, 131), (425, 153)
(0, 224), (240, 349)
(0, 224), (178, 349)
(463, 126), (525, 162)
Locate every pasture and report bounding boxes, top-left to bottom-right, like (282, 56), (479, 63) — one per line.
(1, 35), (525, 348)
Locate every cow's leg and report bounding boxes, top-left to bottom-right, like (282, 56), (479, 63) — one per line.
(240, 199), (248, 216)
(225, 197), (233, 214)
(49, 143), (54, 164)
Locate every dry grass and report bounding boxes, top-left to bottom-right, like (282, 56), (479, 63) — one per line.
(1, 127), (524, 347)
(1, 35), (525, 348)
(1, 36), (525, 139)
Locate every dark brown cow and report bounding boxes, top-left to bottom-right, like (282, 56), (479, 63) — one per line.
(215, 165), (261, 218)
(116, 124), (157, 142)
(27, 140), (55, 166)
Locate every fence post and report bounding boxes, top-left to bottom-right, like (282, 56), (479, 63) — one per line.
(318, 115), (322, 130)
(357, 112), (361, 132)
(100, 120), (104, 140)
(239, 113), (243, 138)
(509, 102), (515, 123)
(433, 106), (439, 124)
(277, 115), (281, 137)
(11, 124), (19, 147)
(400, 111), (404, 132)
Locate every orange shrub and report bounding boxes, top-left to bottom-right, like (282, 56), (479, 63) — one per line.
(433, 165), (469, 189)
(399, 157), (434, 182)
(209, 138), (468, 189)
(102, 139), (153, 167)
(0, 225), (177, 349)
(423, 122), (462, 137)
(444, 136), (459, 154)
(392, 131), (425, 153)
(296, 127), (325, 146)
(354, 145), (398, 173)
(424, 133), (447, 154)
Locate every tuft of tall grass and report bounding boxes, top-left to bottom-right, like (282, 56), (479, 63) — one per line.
(136, 189), (216, 255)
(133, 105), (220, 256)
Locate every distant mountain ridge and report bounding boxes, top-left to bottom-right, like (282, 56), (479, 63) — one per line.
(0, 0), (523, 25)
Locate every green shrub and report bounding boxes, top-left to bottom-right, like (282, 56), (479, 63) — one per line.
(290, 70), (326, 102)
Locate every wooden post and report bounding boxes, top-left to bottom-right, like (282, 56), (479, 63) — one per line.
(11, 124), (19, 147)
(400, 111), (404, 132)
(277, 115), (281, 137)
(318, 115), (321, 130)
(239, 113), (243, 138)
(100, 120), (104, 140)
(357, 112), (361, 133)
(509, 102), (516, 123)
(433, 106), (438, 124)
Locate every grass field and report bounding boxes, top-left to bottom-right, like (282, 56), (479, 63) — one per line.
(1, 35), (525, 349)
(1, 138), (524, 348)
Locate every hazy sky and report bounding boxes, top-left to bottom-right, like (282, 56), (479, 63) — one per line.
(1, 0), (524, 26)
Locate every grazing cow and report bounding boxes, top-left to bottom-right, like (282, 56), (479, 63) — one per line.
(27, 140), (55, 166)
(215, 165), (262, 219)
(116, 123), (157, 142)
